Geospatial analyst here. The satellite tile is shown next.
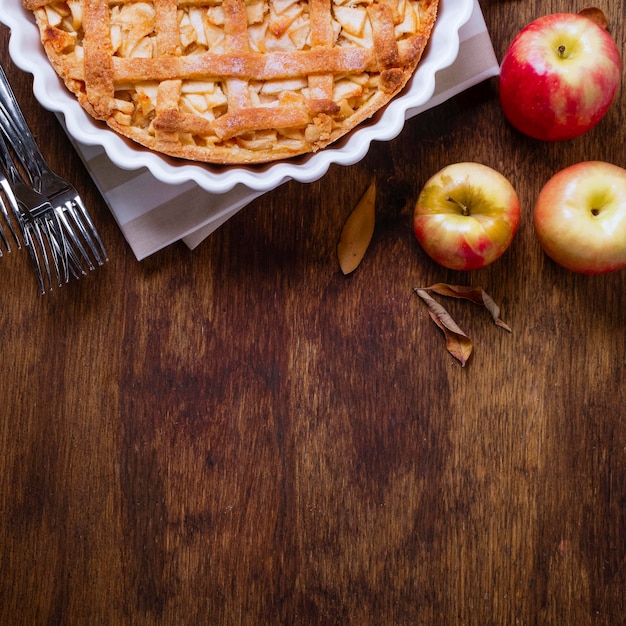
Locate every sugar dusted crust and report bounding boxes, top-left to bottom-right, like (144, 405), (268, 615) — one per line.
(25, 0), (438, 164)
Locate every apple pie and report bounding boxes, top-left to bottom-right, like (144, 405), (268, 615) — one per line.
(24, 0), (439, 164)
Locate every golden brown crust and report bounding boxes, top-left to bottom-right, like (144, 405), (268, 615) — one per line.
(26, 0), (438, 164)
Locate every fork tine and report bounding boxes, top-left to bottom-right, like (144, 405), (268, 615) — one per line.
(49, 215), (86, 278)
(33, 219), (56, 290)
(57, 202), (94, 271)
(20, 207), (67, 292)
(47, 210), (69, 283)
(64, 196), (108, 266)
(43, 215), (66, 287)
(0, 195), (10, 253)
(21, 223), (46, 294)
(74, 196), (107, 264)
(66, 244), (88, 278)
(0, 177), (21, 251)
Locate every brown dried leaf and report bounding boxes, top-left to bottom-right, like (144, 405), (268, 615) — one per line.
(420, 283), (512, 332)
(337, 179), (376, 275)
(415, 289), (473, 366)
(579, 7), (608, 29)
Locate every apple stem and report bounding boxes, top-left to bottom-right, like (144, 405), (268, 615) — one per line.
(446, 195), (470, 216)
(558, 44), (566, 58)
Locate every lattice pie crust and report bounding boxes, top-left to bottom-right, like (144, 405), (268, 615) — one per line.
(24, 0), (438, 164)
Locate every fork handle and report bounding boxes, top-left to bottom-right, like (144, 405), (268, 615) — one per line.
(0, 64), (48, 189)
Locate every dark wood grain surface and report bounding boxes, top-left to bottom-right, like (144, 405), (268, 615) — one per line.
(1, 2), (625, 624)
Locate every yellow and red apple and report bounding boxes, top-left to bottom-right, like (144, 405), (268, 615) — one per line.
(413, 162), (520, 270)
(499, 13), (621, 141)
(533, 161), (626, 274)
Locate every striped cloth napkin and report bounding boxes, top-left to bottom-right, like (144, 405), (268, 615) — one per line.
(70, 0), (499, 260)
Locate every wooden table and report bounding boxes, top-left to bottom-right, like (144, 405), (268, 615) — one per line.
(1, 2), (625, 624)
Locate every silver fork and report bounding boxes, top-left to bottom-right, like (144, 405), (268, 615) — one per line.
(0, 131), (67, 293)
(0, 65), (108, 271)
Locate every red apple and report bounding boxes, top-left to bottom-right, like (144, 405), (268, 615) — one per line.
(499, 13), (621, 141)
(413, 162), (520, 270)
(533, 161), (626, 274)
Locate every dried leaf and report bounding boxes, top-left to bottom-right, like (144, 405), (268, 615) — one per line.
(578, 7), (608, 29)
(337, 179), (376, 275)
(420, 283), (512, 332)
(415, 289), (473, 366)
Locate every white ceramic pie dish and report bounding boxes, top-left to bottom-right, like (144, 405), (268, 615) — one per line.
(0, 0), (473, 194)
